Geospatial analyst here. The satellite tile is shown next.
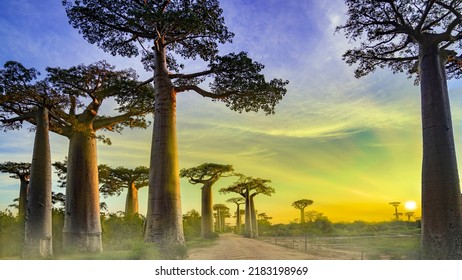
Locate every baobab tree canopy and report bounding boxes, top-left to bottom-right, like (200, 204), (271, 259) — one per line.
(336, 0), (462, 79)
(220, 176), (275, 197)
(0, 61), (69, 131)
(180, 163), (234, 184)
(1, 60), (153, 139)
(292, 199), (314, 210)
(63, 0), (288, 114)
(100, 166), (149, 193)
(45, 60), (154, 140)
(0, 162), (31, 180)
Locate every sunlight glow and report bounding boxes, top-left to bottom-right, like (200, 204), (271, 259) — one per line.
(404, 201), (417, 211)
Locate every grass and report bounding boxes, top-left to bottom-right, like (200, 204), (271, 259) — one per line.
(262, 234), (421, 260)
(186, 236), (218, 249)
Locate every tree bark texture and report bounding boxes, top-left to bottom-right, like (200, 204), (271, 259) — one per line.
(201, 183), (214, 238)
(63, 128), (102, 253)
(125, 182), (139, 216)
(244, 191), (252, 238)
(22, 107), (53, 258)
(236, 204), (241, 233)
(215, 209), (222, 231)
(18, 176), (29, 223)
(219, 210), (226, 231)
(250, 195), (258, 238)
(145, 46), (185, 247)
(419, 43), (462, 259)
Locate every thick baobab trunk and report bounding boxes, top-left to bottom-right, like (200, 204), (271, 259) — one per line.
(63, 129), (102, 253)
(18, 175), (29, 223)
(22, 107), (52, 258)
(215, 209), (222, 231)
(125, 182), (139, 216)
(236, 204), (241, 233)
(419, 43), (462, 259)
(220, 210), (226, 231)
(250, 195), (258, 238)
(201, 183), (214, 238)
(300, 208), (305, 224)
(145, 46), (185, 247)
(244, 191), (252, 238)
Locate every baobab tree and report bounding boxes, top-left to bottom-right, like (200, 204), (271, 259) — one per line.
(220, 176), (274, 238)
(405, 211), (415, 222)
(213, 204), (229, 232)
(100, 166), (149, 216)
(180, 163), (234, 238)
(0, 162), (31, 222)
(64, 0), (288, 247)
(226, 197), (245, 233)
(389, 202), (402, 221)
(51, 62), (152, 253)
(0, 61), (67, 258)
(53, 162), (148, 216)
(3, 61), (154, 253)
(248, 180), (275, 238)
(336, 0), (462, 259)
(292, 199), (314, 224)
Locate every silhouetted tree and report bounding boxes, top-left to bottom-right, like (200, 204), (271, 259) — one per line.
(64, 0), (288, 248)
(0, 162), (31, 222)
(220, 175), (274, 238)
(180, 163), (234, 238)
(213, 204), (229, 232)
(292, 199), (314, 224)
(405, 211), (415, 222)
(227, 197), (245, 233)
(336, 0), (462, 259)
(100, 166), (149, 216)
(389, 202), (402, 221)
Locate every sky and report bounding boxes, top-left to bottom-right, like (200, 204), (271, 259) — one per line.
(2, 0), (462, 224)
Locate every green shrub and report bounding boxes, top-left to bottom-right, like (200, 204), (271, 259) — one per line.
(0, 210), (22, 258)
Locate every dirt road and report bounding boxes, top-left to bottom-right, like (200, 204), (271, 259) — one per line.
(187, 234), (360, 260)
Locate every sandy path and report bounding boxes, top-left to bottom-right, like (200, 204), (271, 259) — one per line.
(187, 233), (359, 260)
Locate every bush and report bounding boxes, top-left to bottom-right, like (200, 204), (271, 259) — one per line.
(101, 212), (145, 250)
(0, 210), (22, 258)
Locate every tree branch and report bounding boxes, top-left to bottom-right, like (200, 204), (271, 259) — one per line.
(138, 77), (154, 88)
(159, 0), (171, 14)
(417, 0), (436, 31)
(175, 84), (232, 99)
(0, 110), (36, 123)
(93, 111), (143, 131)
(169, 69), (213, 79)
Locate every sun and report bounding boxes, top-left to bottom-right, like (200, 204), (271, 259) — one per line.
(404, 200), (417, 211)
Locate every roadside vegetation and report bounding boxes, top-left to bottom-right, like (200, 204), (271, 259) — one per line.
(0, 206), (420, 260)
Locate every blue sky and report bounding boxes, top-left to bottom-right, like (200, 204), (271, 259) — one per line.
(2, 0), (462, 223)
